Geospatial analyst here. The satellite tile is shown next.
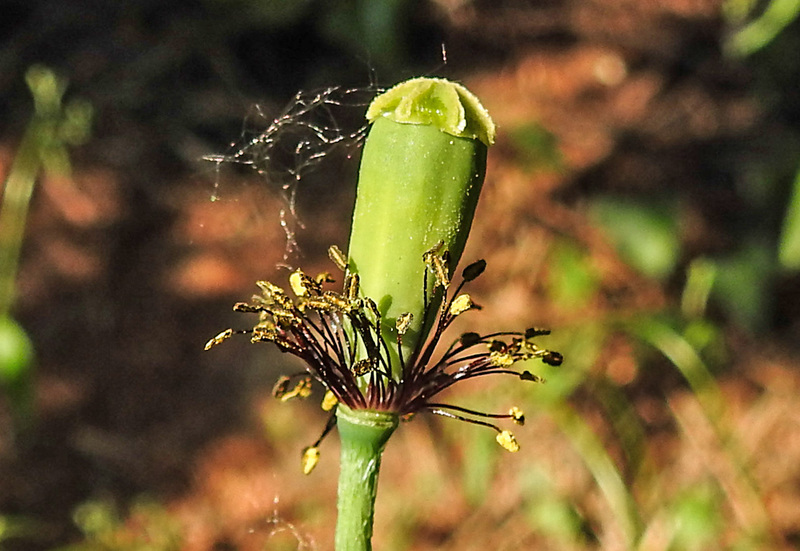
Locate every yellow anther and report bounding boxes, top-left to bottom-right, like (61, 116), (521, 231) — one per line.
(301, 446), (320, 475)
(322, 291), (349, 311)
(321, 390), (338, 411)
(275, 377), (313, 402)
(272, 376), (291, 398)
(289, 270), (309, 297)
(509, 406), (525, 425)
(328, 245), (348, 272)
(305, 298), (333, 312)
(352, 358), (377, 376)
(429, 254), (450, 289)
(449, 294), (473, 316)
(204, 328), (233, 350)
(255, 318), (276, 331)
(488, 340), (505, 352)
(256, 280), (293, 309)
(496, 430), (520, 452)
(489, 351), (515, 367)
(396, 312), (413, 335)
(315, 271), (334, 284)
(423, 240), (444, 257)
(346, 273), (360, 303)
(423, 241), (450, 288)
(251, 325), (277, 342)
(272, 309), (301, 327)
(365, 297), (381, 320)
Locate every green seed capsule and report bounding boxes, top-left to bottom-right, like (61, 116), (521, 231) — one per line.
(347, 77), (495, 375)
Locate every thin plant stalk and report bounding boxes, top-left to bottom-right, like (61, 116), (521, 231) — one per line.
(334, 406), (398, 551)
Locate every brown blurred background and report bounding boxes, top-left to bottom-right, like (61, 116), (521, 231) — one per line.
(2, 1), (800, 549)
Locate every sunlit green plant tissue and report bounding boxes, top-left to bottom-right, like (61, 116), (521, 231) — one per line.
(206, 77), (562, 551)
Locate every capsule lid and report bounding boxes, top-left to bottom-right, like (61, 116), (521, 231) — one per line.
(366, 77), (496, 147)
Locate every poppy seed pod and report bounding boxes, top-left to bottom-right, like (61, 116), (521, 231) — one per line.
(347, 77), (496, 375)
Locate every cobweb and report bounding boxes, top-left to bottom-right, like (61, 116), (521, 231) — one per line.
(204, 84), (381, 261)
(242, 494), (318, 550)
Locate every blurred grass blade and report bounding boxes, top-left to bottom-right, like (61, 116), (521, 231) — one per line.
(726, 0), (800, 56)
(0, 65), (91, 431)
(1, 65), (90, 316)
(630, 318), (773, 545)
(681, 258), (717, 319)
(779, 162), (800, 270)
(668, 396), (771, 545)
(629, 317), (723, 416)
(596, 380), (648, 475)
(548, 403), (642, 547)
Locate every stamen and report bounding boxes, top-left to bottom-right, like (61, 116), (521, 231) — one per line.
(346, 273), (360, 303)
(321, 389), (338, 411)
(274, 376), (313, 401)
(509, 406), (525, 425)
(460, 332), (482, 347)
(423, 241), (450, 289)
(353, 358), (377, 376)
(328, 245), (348, 272)
(204, 328), (233, 350)
(305, 298), (334, 312)
(496, 430), (520, 452)
(365, 297), (381, 320)
(448, 293), (474, 316)
(206, 248), (563, 457)
(272, 375), (291, 398)
(289, 269), (314, 297)
(396, 312), (413, 336)
(487, 340), (505, 353)
(542, 351), (564, 366)
(257, 281), (294, 309)
(301, 412), (338, 474)
(489, 351), (515, 367)
(461, 259), (486, 281)
(301, 446), (320, 475)
(525, 328), (551, 339)
(233, 302), (263, 313)
(425, 402), (525, 425)
(322, 291), (350, 312)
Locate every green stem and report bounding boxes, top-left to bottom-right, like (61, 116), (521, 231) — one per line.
(335, 405), (399, 551)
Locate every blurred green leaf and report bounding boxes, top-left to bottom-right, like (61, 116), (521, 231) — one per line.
(60, 499), (181, 551)
(669, 482), (723, 550)
(546, 240), (599, 308)
(591, 198), (681, 280)
(726, 0), (800, 56)
(0, 514), (45, 544)
(712, 240), (775, 331)
(507, 123), (563, 173)
(778, 162), (800, 270)
(519, 468), (586, 544)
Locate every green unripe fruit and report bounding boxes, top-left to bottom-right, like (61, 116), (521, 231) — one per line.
(0, 316), (35, 426)
(347, 77), (495, 374)
(0, 316), (33, 386)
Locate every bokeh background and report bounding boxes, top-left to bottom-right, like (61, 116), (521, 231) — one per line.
(2, 1), (800, 549)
